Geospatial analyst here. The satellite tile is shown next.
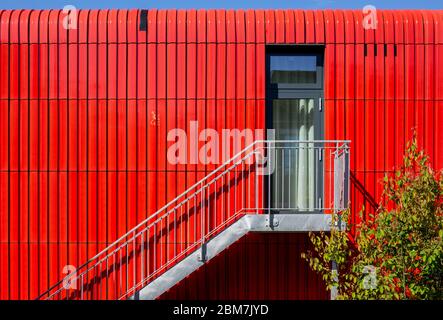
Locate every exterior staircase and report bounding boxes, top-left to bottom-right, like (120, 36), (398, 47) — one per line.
(37, 140), (350, 300)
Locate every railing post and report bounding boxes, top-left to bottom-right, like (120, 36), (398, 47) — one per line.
(268, 141), (272, 219)
(255, 152), (258, 214)
(198, 184), (207, 262)
(333, 142), (341, 211)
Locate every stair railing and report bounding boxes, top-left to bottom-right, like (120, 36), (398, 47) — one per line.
(37, 140), (350, 300)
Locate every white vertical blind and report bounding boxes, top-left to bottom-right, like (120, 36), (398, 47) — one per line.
(272, 99), (316, 211)
(308, 99), (315, 210)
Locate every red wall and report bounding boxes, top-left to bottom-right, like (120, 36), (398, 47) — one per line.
(0, 9), (442, 300)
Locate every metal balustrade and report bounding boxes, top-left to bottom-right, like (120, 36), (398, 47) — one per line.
(37, 140), (350, 300)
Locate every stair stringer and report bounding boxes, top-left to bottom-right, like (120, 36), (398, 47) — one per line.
(131, 213), (336, 300)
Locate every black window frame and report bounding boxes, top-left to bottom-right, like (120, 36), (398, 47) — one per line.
(266, 45), (324, 90)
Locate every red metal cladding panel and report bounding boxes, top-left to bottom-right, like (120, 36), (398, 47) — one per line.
(216, 43), (227, 99)
(294, 10), (305, 44)
(404, 11), (415, 46)
(68, 26), (79, 101)
(216, 10), (226, 44)
(254, 10), (265, 44)
(256, 44), (265, 99)
(344, 10), (355, 44)
(423, 14), (435, 103)
(127, 13), (139, 101)
(0, 97), (6, 178)
(344, 98), (357, 226)
(236, 42), (246, 100)
(313, 10), (325, 43)
(435, 40), (443, 101)
(435, 11), (443, 44)
(437, 101), (443, 167)
(375, 43), (385, 99)
(275, 10), (285, 43)
(415, 30), (426, 151)
(305, 10), (315, 43)
(9, 31), (19, 102)
(335, 43), (345, 99)
(246, 43), (256, 99)
(385, 38), (396, 105)
(196, 41), (206, 100)
(344, 42), (355, 100)
(236, 10), (246, 44)
(375, 10), (385, 44)
(324, 10), (335, 44)
(335, 99), (346, 142)
(324, 43), (335, 100)
(384, 13), (397, 173)
(265, 10), (275, 44)
(384, 11), (395, 44)
(0, 49), (9, 172)
(392, 12), (404, 46)
(415, 45), (425, 102)
(413, 11), (424, 44)
(374, 98), (385, 205)
(0, 11), (11, 44)
(0, 21), (10, 106)
(0, 174), (8, 300)
(365, 42), (376, 100)
(0, 9), (441, 300)
(385, 98), (396, 170)
(283, 10), (294, 44)
(77, 14), (87, 101)
(353, 9), (364, 44)
(334, 10), (345, 44)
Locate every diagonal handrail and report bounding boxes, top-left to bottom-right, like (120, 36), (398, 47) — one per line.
(37, 139), (264, 299)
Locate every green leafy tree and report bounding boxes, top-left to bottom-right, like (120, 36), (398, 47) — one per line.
(302, 136), (443, 299)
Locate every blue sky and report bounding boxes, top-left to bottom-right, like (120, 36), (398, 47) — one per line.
(0, 0), (441, 10)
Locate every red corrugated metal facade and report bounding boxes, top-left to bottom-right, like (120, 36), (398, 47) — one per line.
(0, 9), (442, 300)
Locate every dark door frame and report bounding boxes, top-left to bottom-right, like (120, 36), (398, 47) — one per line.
(265, 45), (325, 214)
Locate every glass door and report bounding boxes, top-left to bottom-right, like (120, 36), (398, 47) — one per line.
(270, 97), (322, 212)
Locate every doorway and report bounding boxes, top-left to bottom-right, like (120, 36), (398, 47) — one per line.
(266, 46), (324, 213)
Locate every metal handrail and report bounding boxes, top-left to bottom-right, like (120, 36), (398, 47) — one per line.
(37, 140), (350, 300)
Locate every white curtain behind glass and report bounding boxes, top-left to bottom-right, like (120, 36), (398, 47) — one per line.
(272, 99), (315, 211)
